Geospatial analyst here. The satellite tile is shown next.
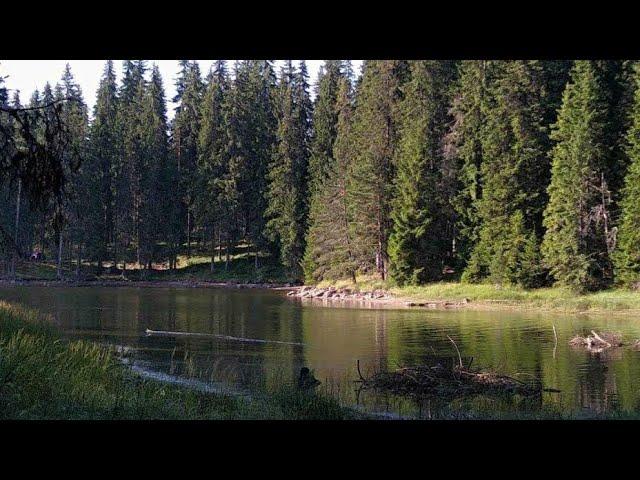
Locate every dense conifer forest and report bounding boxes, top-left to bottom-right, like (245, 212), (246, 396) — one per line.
(2, 60), (640, 292)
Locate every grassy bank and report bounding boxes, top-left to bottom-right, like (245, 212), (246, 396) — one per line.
(316, 278), (640, 314)
(0, 301), (356, 420)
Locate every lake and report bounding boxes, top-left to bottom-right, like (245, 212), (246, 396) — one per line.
(2, 285), (640, 418)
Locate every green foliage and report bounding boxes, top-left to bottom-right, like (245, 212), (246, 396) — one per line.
(542, 61), (614, 291)
(614, 63), (640, 286)
(388, 60), (457, 285)
(464, 61), (559, 287)
(447, 61), (489, 268)
(303, 61), (351, 282)
(303, 77), (358, 282)
(347, 60), (408, 280)
(265, 62), (312, 280)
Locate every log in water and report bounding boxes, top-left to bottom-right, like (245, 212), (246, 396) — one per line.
(145, 328), (305, 346)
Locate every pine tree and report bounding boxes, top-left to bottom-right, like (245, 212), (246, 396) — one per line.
(542, 61), (613, 291)
(307, 60), (344, 193)
(613, 63), (640, 286)
(171, 60), (203, 258)
(197, 60), (230, 272)
(304, 77), (357, 282)
(113, 60), (146, 273)
(388, 60), (457, 285)
(347, 60), (408, 280)
(463, 61), (561, 286)
(446, 61), (491, 270)
(226, 60), (278, 269)
(87, 60), (118, 268)
(303, 60), (350, 281)
(54, 64), (89, 278)
(137, 64), (170, 273)
(265, 61), (312, 280)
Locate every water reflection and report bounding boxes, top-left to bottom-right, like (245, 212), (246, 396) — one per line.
(2, 285), (640, 418)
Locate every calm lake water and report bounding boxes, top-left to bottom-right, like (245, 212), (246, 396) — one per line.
(2, 285), (640, 418)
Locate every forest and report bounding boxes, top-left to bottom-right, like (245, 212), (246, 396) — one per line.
(2, 60), (640, 293)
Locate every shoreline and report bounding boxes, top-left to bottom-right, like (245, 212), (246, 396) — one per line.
(287, 285), (640, 316)
(3, 278), (640, 316)
(0, 278), (296, 290)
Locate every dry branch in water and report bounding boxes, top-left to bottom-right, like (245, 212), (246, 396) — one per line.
(569, 330), (624, 351)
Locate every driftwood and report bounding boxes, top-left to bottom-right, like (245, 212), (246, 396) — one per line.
(144, 328), (305, 346)
(569, 330), (624, 351)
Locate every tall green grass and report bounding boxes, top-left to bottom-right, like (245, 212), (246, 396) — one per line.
(0, 301), (357, 420)
(318, 277), (640, 314)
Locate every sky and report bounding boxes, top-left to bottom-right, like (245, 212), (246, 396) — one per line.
(0, 60), (363, 120)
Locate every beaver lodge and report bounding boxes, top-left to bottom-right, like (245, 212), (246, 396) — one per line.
(354, 336), (558, 400)
(355, 361), (555, 400)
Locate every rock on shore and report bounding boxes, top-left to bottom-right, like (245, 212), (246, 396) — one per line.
(287, 286), (469, 309)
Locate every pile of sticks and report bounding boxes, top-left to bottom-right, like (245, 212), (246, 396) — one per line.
(355, 360), (548, 400)
(569, 330), (624, 350)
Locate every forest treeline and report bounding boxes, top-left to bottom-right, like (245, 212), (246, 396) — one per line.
(2, 60), (640, 292)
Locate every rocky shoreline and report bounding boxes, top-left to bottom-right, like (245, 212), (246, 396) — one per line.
(286, 285), (470, 309)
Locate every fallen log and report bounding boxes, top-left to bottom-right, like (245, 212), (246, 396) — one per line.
(145, 328), (305, 346)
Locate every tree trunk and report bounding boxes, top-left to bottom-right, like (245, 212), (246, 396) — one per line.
(210, 226), (215, 273)
(11, 179), (22, 278)
(76, 244), (81, 279)
(57, 232), (63, 280)
(187, 209), (191, 259)
(225, 238), (231, 271)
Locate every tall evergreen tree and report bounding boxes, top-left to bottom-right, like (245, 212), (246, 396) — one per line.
(265, 61), (312, 279)
(445, 61), (491, 270)
(613, 63), (640, 286)
(303, 60), (350, 280)
(347, 60), (408, 280)
(307, 60), (344, 193)
(388, 60), (457, 285)
(304, 77), (357, 282)
(113, 60), (146, 273)
(87, 60), (118, 268)
(542, 61), (614, 291)
(137, 64), (170, 273)
(196, 60), (231, 271)
(54, 64), (89, 278)
(463, 61), (563, 286)
(226, 60), (278, 269)
(171, 60), (204, 258)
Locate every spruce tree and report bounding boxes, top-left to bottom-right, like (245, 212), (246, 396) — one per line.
(171, 60), (203, 258)
(137, 64), (170, 273)
(613, 63), (640, 286)
(226, 60), (278, 269)
(542, 61), (613, 291)
(347, 60), (407, 280)
(446, 61), (491, 271)
(388, 60), (457, 285)
(54, 64), (89, 278)
(303, 60), (349, 280)
(265, 61), (312, 280)
(113, 60), (145, 273)
(197, 60), (230, 272)
(87, 60), (118, 268)
(304, 77), (357, 282)
(463, 61), (560, 286)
